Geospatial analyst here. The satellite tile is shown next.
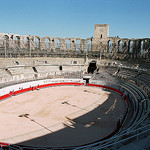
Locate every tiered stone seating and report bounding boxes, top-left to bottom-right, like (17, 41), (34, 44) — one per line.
(99, 66), (119, 75)
(0, 68), (10, 77)
(6, 66), (35, 76)
(0, 66), (36, 86)
(62, 65), (83, 72)
(7, 67), (25, 75)
(94, 64), (150, 134)
(35, 65), (59, 79)
(136, 73), (150, 87)
(0, 59), (15, 67)
(0, 69), (11, 84)
(120, 81), (149, 130)
(62, 71), (82, 79)
(117, 69), (139, 78)
(0, 59), (150, 150)
(36, 65), (59, 73)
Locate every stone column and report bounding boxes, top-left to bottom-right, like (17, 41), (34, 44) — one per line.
(60, 38), (65, 50)
(51, 38), (55, 51)
(29, 36), (34, 51)
(80, 39), (86, 52)
(0, 34), (4, 47)
(70, 38), (76, 51)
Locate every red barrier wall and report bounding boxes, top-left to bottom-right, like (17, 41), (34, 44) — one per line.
(13, 87), (33, 96)
(0, 142), (9, 146)
(87, 83), (124, 95)
(88, 83), (129, 108)
(37, 82), (84, 89)
(0, 82), (84, 101)
(0, 94), (11, 101)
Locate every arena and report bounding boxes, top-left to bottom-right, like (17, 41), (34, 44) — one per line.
(0, 83), (127, 147)
(0, 24), (150, 149)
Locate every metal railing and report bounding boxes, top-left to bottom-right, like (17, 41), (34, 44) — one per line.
(1, 124), (149, 150)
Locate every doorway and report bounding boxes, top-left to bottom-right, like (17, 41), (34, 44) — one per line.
(87, 60), (97, 74)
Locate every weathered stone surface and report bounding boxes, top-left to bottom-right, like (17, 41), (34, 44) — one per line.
(0, 25), (149, 62)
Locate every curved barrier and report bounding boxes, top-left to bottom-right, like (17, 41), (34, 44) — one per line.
(0, 79), (85, 100)
(0, 79), (129, 149)
(87, 83), (128, 104)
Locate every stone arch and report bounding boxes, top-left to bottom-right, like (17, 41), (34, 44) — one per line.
(88, 60), (97, 74)
(56, 39), (60, 49)
(3, 35), (9, 49)
(108, 40), (113, 53)
(66, 39), (70, 49)
(128, 40), (134, 53)
(35, 37), (40, 49)
(140, 40), (144, 53)
(76, 40), (80, 51)
(118, 40), (123, 52)
(24, 37), (30, 49)
(45, 38), (50, 49)
(86, 40), (92, 51)
(14, 36), (20, 48)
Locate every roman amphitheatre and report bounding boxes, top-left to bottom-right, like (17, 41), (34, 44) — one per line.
(0, 24), (150, 149)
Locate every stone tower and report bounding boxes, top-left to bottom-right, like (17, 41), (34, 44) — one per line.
(94, 24), (109, 42)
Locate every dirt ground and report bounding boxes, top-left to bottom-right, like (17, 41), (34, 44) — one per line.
(0, 85), (126, 147)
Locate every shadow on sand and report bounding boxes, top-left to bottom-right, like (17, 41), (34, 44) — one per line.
(16, 89), (125, 148)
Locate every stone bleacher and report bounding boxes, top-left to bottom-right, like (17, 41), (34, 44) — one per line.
(0, 68), (10, 77)
(0, 66), (36, 85)
(136, 73), (150, 87)
(117, 69), (139, 78)
(36, 65), (60, 73)
(120, 81), (149, 129)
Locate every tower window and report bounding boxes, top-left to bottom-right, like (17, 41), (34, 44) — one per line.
(101, 34), (103, 38)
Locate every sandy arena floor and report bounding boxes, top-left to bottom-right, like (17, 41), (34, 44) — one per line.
(0, 85), (126, 147)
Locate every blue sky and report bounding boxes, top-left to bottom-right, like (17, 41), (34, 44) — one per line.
(0, 0), (150, 39)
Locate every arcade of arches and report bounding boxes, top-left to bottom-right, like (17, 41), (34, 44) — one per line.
(0, 24), (149, 62)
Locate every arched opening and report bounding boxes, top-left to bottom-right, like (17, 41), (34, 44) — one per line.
(35, 37), (40, 49)
(140, 41), (144, 53)
(24, 37), (29, 49)
(45, 38), (50, 49)
(3, 35), (9, 49)
(118, 40), (123, 52)
(86, 40), (92, 51)
(66, 39), (70, 49)
(87, 60), (97, 74)
(100, 34), (103, 38)
(129, 40), (134, 53)
(108, 40), (113, 53)
(76, 40), (80, 51)
(56, 39), (60, 49)
(14, 36), (20, 48)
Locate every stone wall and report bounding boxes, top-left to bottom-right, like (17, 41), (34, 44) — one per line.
(0, 24), (149, 62)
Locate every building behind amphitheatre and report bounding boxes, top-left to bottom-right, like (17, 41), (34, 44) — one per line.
(0, 24), (149, 62)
